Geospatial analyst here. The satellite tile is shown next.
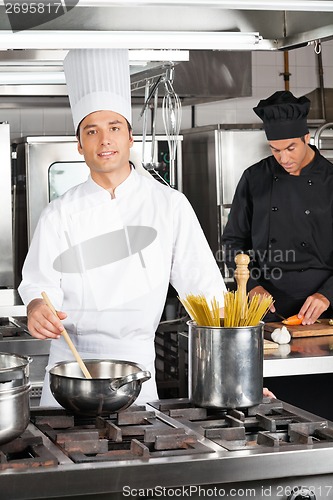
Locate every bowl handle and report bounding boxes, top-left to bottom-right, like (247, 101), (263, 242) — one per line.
(110, 370), (151, 391)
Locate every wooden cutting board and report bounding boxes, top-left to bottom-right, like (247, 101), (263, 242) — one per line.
(265, 319), (333, 338)
(263, 339), (279, 349)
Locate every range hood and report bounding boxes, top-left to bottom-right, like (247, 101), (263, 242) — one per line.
(0, 1), (332, 103)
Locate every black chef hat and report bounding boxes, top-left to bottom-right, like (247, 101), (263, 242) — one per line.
(253, 91), (310, 140)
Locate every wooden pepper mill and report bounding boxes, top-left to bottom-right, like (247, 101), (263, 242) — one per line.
(234, 253), (250, 319)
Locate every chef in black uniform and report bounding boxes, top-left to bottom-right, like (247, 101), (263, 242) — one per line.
(222, 90), (333, 325)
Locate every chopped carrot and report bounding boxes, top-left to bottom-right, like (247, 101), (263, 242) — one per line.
(282, 314), (304, 326)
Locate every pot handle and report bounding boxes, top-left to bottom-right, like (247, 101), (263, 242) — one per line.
(109, 370), (151, 391)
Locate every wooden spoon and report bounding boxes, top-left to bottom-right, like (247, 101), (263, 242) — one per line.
(41, 291), (92, 379)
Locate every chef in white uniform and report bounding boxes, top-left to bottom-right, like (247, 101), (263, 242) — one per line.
(18, 49), (227, 406)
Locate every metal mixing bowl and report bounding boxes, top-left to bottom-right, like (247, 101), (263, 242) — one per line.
(49, 359), (151, 416)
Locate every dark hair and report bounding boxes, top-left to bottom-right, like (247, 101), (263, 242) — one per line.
(76, 117), (132, 145)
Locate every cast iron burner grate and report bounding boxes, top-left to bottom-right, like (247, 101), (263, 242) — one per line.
(0, 317), (29, 339)
(32, 405), (212, 463)
(148, 398), (333, 451)
(0, 430), (59, 470)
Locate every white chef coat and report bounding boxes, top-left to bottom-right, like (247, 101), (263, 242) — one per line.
(19, 166), (226, 406)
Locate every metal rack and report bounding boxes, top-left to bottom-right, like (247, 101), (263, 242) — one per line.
(155, 319), (188, 398)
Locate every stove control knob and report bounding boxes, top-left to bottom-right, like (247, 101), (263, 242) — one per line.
(287, 486), (316, 500)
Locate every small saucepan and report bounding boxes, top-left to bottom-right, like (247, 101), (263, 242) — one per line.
(49, 359), (151, 416)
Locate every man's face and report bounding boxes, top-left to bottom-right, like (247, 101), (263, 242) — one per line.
(77, 110), (133, 179)
(268, 134), (312, 176)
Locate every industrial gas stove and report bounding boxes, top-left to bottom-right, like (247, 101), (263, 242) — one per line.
(1, 398), (333, 500)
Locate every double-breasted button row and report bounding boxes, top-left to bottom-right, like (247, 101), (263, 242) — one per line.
(272, 176), (313, 184)
(271, 207), (311, 215)
(269, 240), (310, 248)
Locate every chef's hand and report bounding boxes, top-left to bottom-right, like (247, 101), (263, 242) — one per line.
(299, 293), (329, 325)
(263, 387), (276, 399)
(27, 298), (66, 340)
(249, 286), (275, 313)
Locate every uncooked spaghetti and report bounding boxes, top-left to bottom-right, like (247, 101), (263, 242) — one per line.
(223, 291), (273, 327)
(179, 294), (220, 327)
(179, 291), (272, 328)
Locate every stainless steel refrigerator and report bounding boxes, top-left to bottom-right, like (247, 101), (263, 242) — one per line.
(181, 124), (269, 279)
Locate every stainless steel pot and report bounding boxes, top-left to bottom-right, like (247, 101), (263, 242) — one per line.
(0, 383), (31, 445)
(188, 321), (264, 409)
(0, 352), (31, 389)
(49, 359), (151, 416)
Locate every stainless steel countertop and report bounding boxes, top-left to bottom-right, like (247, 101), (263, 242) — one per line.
(263, 333), (333, 377)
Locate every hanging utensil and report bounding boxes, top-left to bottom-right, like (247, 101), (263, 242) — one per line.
(140, 77), (169, 185)
(150, 82), (159, 168)
(41, 292), (92, 379)
(141, 77), (162, 169)
(139, 76), (162, 120)
(162, 65), (182, 188)
(141, 79), (150, 169)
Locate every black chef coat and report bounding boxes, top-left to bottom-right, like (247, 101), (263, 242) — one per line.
(222, 145), (333, 318)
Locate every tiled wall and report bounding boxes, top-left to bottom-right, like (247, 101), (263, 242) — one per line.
(0, 106), (75, 140)
(1, 40), (333, 141)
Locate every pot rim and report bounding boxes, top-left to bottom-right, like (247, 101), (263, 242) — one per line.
(0, 352), (32, 373)
(0, 352), (32, 381)
(187, 320), (264, 330)
(49, 358), (148, 381)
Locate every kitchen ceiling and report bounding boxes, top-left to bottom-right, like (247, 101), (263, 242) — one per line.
(0, 1), (332, 49)
(0, 1), (332, 101)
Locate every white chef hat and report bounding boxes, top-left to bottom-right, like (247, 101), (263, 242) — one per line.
(63, 49), (132, 133)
